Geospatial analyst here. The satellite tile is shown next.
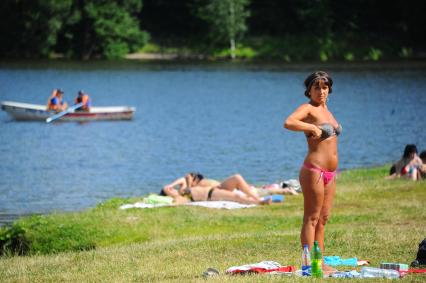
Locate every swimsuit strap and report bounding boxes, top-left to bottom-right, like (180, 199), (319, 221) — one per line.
(303, 163), (324, 183)
(207, 188), (215, 201)
(303, 163), (336, 185)
(303, 162), (324, 173)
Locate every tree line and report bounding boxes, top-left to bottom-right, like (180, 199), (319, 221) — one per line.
(0, 0), (425, 61)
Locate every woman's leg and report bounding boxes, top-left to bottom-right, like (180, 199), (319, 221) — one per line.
(209, 189), (262, 204)
(316, 179), (337, 273)
(315, 179), (336, 254)
(218, 174), (261, 201)
(299, 167), (325, 249)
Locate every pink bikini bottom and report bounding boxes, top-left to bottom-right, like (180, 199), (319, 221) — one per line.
(303, 162), (336, 186)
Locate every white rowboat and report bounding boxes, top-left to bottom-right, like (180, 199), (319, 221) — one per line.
(1, 101), (135, 122)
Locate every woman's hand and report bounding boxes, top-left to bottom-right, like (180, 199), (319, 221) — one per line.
(309, 125), (322, 139)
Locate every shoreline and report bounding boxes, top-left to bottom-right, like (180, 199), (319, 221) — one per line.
(0, 163), (397, 227)
(0, 164), (424, 282)
(2, 57), (426, 72)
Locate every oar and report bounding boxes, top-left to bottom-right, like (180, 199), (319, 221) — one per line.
(46, 102), (84, 123)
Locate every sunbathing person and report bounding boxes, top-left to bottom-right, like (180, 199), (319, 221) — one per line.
(164, 173), (262, 202)
(254, 183), (299, 196)
(160, 186), (271, 205)
(163, 172), (220, 194)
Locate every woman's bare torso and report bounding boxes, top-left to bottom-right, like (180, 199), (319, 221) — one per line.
(304, 105), (339, 171)
(189, 186), (211, 201)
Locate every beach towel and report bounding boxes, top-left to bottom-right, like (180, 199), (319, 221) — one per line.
(144, 194), (173, 205)
(185, 201), (256, 209)
(119, 201), (256, 210)
(226, 261), (295, 274)
(324, 256), (358, 267)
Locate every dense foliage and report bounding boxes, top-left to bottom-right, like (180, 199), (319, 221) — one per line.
(0, 0), (425, 60)
(0, 0), (148, 59)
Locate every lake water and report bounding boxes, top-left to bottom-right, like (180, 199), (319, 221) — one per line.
(0, 60), (425, 225)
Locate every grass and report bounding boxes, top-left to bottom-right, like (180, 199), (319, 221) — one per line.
(0, 165), (425, 282)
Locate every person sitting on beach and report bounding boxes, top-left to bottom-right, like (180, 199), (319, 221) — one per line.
(419, 150), (426, 179)
(160, 185), (271, 205)
(47, 88), (67, 112)
(387, 144), (423, 181)
(74, 90), (92, 111)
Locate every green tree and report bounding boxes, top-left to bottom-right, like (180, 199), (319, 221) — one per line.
(0, 0), (148, 59)
(196, 0), (250, 59)
(0, 0), (73, 58)
(60, 0), (149, 59)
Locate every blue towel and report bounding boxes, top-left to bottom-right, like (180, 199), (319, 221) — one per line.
(271, 195), (284, 202)
(324, 256), (358, 267)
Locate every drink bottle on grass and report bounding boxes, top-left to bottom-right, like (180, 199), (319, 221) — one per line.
(311, 241), (323, 278)
(361, 267), (400, 279)
(302, 244), (311, 276)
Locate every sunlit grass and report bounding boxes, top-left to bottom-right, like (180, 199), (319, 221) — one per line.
(0, 165), (425, 282)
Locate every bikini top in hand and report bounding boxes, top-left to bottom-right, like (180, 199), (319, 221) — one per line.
(306, 123), (342, 139)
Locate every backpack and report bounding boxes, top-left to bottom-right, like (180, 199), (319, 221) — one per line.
(411, 238), (426, 267)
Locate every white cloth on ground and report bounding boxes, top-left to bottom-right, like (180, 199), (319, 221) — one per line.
(119, 201), (256, 210)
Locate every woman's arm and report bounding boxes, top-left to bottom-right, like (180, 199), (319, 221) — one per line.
(163, 177), (187, 192)
(284, 104), (322, 138)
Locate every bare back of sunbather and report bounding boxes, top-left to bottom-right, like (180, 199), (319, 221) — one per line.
(189, 186), (270, 205)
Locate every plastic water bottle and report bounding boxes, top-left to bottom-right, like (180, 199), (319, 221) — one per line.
(311, 241), (323, 278)
(361, 267), (400, 279)
(302, 244), (311, 276)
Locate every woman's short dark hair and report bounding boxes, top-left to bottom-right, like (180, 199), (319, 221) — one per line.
(189, 172), (204, 182)
(304, 71), (333, 98)
(402, 144), (418, 158)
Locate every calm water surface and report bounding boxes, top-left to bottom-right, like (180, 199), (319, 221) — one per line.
(0, 61), (425, 224)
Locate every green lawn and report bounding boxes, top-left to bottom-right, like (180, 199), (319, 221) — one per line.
(0, 166), (425, 282)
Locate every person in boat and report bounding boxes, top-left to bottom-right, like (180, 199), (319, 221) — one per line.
(160, 185), (271, 205)
(163, 173), (263, 202)
(47, 88), (68, 112)
(74, 90), (92, 111)
(284, 71), (340, 274)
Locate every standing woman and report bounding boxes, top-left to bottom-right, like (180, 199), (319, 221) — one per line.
(284, 71), (340, 272)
